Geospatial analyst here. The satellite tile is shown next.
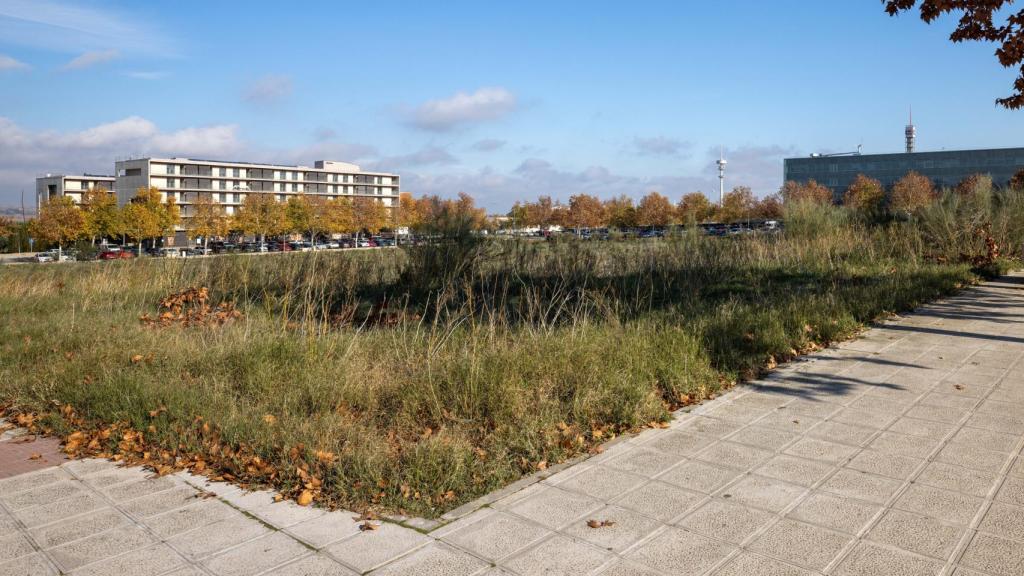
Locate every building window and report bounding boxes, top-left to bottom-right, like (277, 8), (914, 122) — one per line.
(167, 179), (176, 189)
(233, 193), (240, 203)
(218, 180), (226, 190)
(219, 167), (226, 177)
(219, 193), (226, 203)
(277, 194), (285, 202)
(232, 168), (240, 177)
(291, 183), (298, 192)
(166, 165), (176, 175)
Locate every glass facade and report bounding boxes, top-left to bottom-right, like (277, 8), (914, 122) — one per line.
(784, 147), (1024, 199)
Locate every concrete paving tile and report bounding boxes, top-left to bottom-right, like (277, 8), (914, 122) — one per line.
(285, 511), (364, 549)
(965, 411), (1024, 435)
(251, 500), (327, 529)
(704, 402), (773, 424)
(748, 518), (851, 571)
(29, 507), (128, 548)
(905, 405), (970, 425)
(49, 525), (157, 572)
(220, 488), (279, 510)
(754, 454), (835, 487)
(654, 459), (741, 494)
(711, 552), (817, 576)
(603, 447), (683, 477)
(787, 491), (882, 535)
(0, 467), (69, 495)
(779, 399), (843, 419)
(102, 476), (177, 502)
(12, 490), (106, 528)
(563, 505), (664, 552)
(829, 407), (899, 430)
(848, 394), (908, 414)
(916, 462), (998, 498)
(503, 534), (612, 576)
(731, 391), (790, 409)
(323, 522), (432, 573)
(368, 542), (487, 576)
(555, 465), (647, 502)
(147, 499), (241, 538)
(442, 511), (550, 562)
(641, 430), (715, 457)
(594, 559), (662, 576)
(867, 509), (963, 560)
(0, 552), (55, 576)
(68, 544), (186, 576)
(959, 532), (1024, 576)
(934, 442), (1011, 474)
(783, 437), (858, 464)
(162, 569), (208, 576)
(834, 541), (943, 576)
(887, 417), (957, 439)
(0, 533), (34, 563)
(806, 420), (877, 446)
(507, 485), (603, 530)
(756, 411), (824, 431)
(819, 469), (903, 504)
(79, 466), (145, 489)
(610, 480), (704, 522)
(846, 450), (923, 480)
(895, 484), (984, 526)
(869, 431), (942, 459)
(996, 475), (1024, 506)
(625, 527), (734, 575)
(918, 392), (979, 410)
(695, 441), (774, 471)
(0, 479), (86, 511)
(1012, 457), (1024, 478)
(60, 458), (114, 478)
(0, 515), (17, 536)
(726, 426), (800, 451)
(165, 515), (271, 560)
(677, 499), (774, 544)
(203, 531), (308, 576)
(118, 485), (202, 518)
(674, 416), (744, 438)
(265, 554), (356, 576)
(978, 501), (1024, 542)
(721, 475), (806, 513)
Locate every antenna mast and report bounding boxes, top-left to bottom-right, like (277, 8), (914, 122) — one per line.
(716, 147), (727, 206)
(905, 107), (916, 153)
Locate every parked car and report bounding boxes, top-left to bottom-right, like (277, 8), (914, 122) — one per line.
(34, 252), (53, 263)
(100, 249), (134, 260)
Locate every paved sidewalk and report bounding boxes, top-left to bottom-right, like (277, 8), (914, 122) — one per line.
(2, 273), (1023, 575)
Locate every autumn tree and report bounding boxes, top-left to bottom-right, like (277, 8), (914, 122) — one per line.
(352, 197), (389, 238)
(189, 194), (231, 251)
(720, 186), (757, 223)
(844, 174), (886, 214)
(120, 203), (160, 255)
(397, 192), (421, 231)
(890, 171), (936, 216)
(676, 192), (717, 224)
(567, 194), (607, 232)
(29, 196), (84, 260)
(955, 173), (993, 197)
(123, 187), (180, 253)
(80, 187), (120, 245)
(0, 216), (11, 240)
(234, 193), (288, 247)
(508, 202), (529, 230)
(780, 179), (833, 205)
(325, 198), (355, 235)
(454, 192), (488, 231)
(755, 194), (784, 220)
(883, 1), (1024, 109)
(1010, 167), (1024, 191)
(603, 195), (637, 229)
(636, 191), (675, 227)
(286, 194), (331, 243)
(523, 196), (555, 228)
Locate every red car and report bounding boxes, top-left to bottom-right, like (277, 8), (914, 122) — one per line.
(99, 250), (135, 260)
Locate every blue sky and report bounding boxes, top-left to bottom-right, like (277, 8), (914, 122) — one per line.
(1, 0), (1022, 211)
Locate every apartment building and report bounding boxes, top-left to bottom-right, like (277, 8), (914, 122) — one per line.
(35, 174), (116, 211)
(115, 157), (398, 216)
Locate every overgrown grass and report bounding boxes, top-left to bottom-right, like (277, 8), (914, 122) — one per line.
(1, 200), (1014, 517)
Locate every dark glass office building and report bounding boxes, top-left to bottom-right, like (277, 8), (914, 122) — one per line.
(784, 147), (1024, 199)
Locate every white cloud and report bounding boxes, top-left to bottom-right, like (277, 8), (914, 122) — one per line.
(123, 71), (168, 80)
(0, 53), (28, 70)
(62, 49), (118, 70)
(0, 116), (242, 206)
(409, 87), (517, 131)
(243, 75), (293, 104)
(372, 146), (458, 170)
(633, 136), (690, 157)
(0, 0), (176, 57)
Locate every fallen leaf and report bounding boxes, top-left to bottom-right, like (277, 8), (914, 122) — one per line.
(263, 414), (277, 425)
(535, 460), (547, 470)
(28, 453), (42, 460)
(953, 384), (965, 391)
(587, 519), (616, 528)
(359, 522), (378, 531)
(296, 490), (313, 506)
(130, 354), (144, 364)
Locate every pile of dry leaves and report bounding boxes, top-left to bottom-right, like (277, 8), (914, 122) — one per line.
(140, 287), (241, 328)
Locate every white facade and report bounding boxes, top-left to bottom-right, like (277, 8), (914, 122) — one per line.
(113, 158), (399, 225)
(35, 174), (116, 211)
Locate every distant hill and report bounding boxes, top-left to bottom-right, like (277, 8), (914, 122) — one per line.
(0, 206), (33, 218)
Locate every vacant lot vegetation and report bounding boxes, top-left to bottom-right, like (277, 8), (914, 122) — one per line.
(1, 196), (1022, 517)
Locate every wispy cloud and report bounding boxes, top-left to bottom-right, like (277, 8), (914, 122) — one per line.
(0, 53), (28, 70)
(0, 0), (176, 57)
(372, 145), (458, 170)
(632, 136), (691, 157)
(471, 138), (506, 152)
(61, 49), (118, 71)
(409, 87), (518, 131)
(243, 74), (293, 104)
(123, 70), (168, 80)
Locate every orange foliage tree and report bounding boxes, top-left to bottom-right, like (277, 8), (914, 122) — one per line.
(844, 174), (886, 214)
(890, 171), (936, 215)
(636, 192), (675, 227)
